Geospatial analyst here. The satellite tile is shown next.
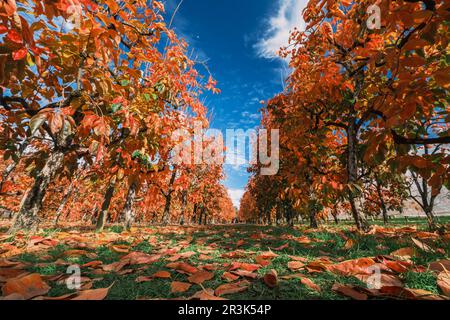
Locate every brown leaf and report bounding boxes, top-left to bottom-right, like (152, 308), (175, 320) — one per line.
(121, 251), (161, 265)
(171, 281), (192, 293)
(390, 247), (417, 259)
(187, 271), (214, 285)
(437, 271), (450, 297)
(343, 238), (355, 250)
(429, 259), (450, 273)
(190, 288), (227, 300)
(231, 269), (258, 279)
(215, 280), (250, 296)
(288, 261), (305, 271)
(166, 262), (199, 274)
(222, 272), (240, 282)
(263, 269), (278, 288)
(329, 257), (376, 276)
(300, 277), (321, 292)
(2, 273), (50, 299)
(411, 237), (434, 253)
(72, 284), (114, 300)
(332, 283), (368, 300)
(152, 270), (171, 279)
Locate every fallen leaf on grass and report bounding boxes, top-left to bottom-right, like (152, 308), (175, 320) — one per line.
(166, 262), (199, 274)
(437, 271), (450, 297)
(171, 281), (192, 293)
(152, 270), (171, 279)
(82, 260), (103, 268)
(428, 260), (450, 273)
(215, 280), (250, 296)
(411, 237), (434, 253)
(263, 269), (278, 288)
(72, 283), (114, 300)
(299, 277), (321, 292)
(329, 257), (376, 276)
(121, 251), (161, 264)
(288, 261), (305, 271)
(228, 262), (260, 272)
(188, 271), (214, 284)
(354, 273), (403, 288)
(222, 272), (240, 282)
(190, 288), (227, 300)
(390, 247), (416, 259)
(231, 270), (258, 279)
(2, 273), (50, 299)
(332, 283), (367, 300)
(271, 243), (289, 251)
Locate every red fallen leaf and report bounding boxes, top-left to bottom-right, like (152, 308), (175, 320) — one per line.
(166, 262), (199, 274)
(332, 283), (368, 300)
(110, 244), (130, 253)
(188, 271), (214, 285)
(102, 260), (129, 272)
(198, 254), (213, 261)
(2, 274), (50, 299)
(231, 270), (258, 279)
(190, 288), (227, 300)
(376, 256), (412, 273)
(222, 272), (240, 282)
(201, 264), (218, 271)
(171, 281), (192, 293)
(300, 277), (321, 292)
(167, 254), (181, 262)
(437, 271), (450, 297)
(152, 271), (171, 279)
(288, 261), (305, 271)
(0, 259), (22, 268)
(428, 259), (450, 273)
(121, 252), (161, 264)
(255, 256), (270, 266)
(215, 280), (250, 296)
(272, 243), (289, 251)
(280, 273), (305, 280)
(135, 276), (153, 283)
(263, 269), (278, 288)
(329, 257), (376, 276)
(71, 283), (114, 300)
(411, 237), (434, 253)
(82, 260), (103, 268)
(229, 262), (260, 272)
(288, 255), (308, 262)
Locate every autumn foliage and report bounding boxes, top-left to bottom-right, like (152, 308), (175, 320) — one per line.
(0, 0), (235, 232)
(240, 0), (449, 231)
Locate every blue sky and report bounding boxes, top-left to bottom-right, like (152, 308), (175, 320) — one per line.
(164, 0), (307, 207)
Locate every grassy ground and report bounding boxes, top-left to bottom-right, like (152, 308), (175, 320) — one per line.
(0, 219), (449, 300)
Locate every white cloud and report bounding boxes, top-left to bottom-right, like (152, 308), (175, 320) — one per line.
(228, 188), (245, 208)
(255, 0), (308, 59)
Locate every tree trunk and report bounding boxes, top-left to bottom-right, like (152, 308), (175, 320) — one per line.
(347, 123), (369, 232)
(123, 182), (137, 231)
(9, 150), (65, 234)
(53, 181), (75, 226)
(161, 170), (177, 225)
(180, 191), (187, 225)
(309, 207), (318, 228)
(96, 184), (115, 232)
(376, 181), (389, 224)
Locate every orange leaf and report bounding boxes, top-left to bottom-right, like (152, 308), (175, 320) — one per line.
(187, 271), (214, 285)
(2, 274), (49, 299)
(263, 269), (278, 288)
(215, 280), (249, 296)
(171, 281), (191, 293)
(300, 277), (321, 292)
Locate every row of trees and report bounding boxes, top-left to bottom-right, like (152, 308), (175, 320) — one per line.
(0, 0), (235, 233)
(239, 0), (449, 231)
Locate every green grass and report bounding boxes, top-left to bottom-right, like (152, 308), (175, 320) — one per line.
(4, 218), (449, 300)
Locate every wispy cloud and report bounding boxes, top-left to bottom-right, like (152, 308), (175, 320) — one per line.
(255, 0), (308, 60)
(227, 188), (245, 208)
